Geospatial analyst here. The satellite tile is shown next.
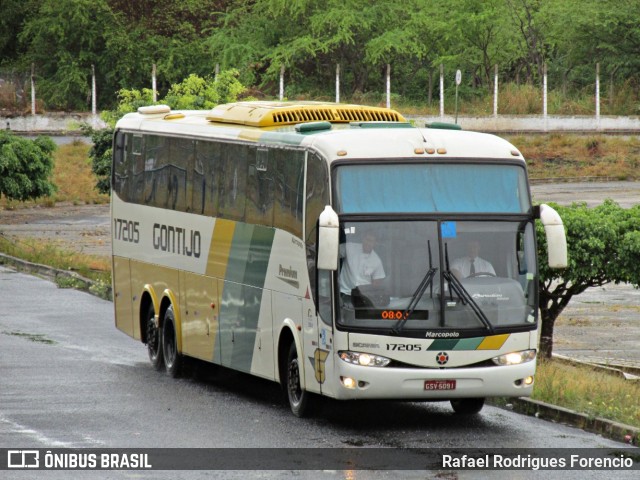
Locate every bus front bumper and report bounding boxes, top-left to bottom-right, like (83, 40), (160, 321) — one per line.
(331, 361), (536, 401)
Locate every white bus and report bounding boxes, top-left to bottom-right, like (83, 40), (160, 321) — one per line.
(111, 101), (567, 416)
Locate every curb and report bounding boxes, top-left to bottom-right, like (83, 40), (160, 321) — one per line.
(1, 254), (637, 447)
(0, 252), (112, 301)
(497, 397), (639, 447)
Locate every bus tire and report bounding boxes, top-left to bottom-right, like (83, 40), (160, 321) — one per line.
(162, 305), (183, 378)
(286, 342), (312, 417)
(450, 398), (485, 415)
(145, 304), (164, 371)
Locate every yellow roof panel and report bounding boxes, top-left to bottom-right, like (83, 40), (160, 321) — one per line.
(206, 101), (406, 127)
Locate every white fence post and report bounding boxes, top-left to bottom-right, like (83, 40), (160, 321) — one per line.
(439, 64), (444, 118)
(31, 63), (36, 115)
(152, 64), (157, 103)
(595, 62), (600, 129)
(386, 63), (391, 109)
(336, 63), (340, 104)
(91, 64), (97, 115)
(493, 64), (499, 117)
(279, 65), (285, 101)
(543, 63), (548, 130)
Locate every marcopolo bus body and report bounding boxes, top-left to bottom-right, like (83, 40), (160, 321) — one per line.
(111, 101), (567, 416)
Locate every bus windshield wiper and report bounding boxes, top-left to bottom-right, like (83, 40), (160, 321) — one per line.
(393, 241), (436, 334)
(443, 244), (494, 333)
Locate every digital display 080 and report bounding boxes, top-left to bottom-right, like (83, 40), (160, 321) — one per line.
(355, 310), (430, 320)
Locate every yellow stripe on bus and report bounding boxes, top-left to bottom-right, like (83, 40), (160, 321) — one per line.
(206, 219), (236, 279)
(476, 334), (510, 350)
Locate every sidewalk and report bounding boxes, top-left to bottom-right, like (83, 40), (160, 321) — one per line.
(553, 282), (640, 373)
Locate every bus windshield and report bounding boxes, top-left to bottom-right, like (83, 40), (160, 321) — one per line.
(335, 162), (530, 214)
(337, 219), (537, 334)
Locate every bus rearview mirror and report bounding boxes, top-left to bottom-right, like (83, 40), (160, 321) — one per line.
(539, 204), (568, 269)
(317, 205), (339, 271)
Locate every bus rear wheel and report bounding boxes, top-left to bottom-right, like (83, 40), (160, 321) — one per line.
(145, 304), (164, 371)
(450, 398), (485, 415)
(286, 343), (312, 417)
(162, 305), (183, 378)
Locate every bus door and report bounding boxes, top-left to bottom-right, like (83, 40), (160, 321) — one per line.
(302, 269), (335, 397)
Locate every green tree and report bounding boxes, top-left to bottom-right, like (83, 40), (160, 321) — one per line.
(546, 0), (640, 93)
(91, 70), (246, 193)
(0, 131), (56, 201)
(18, 0), (125, 110)
(84, 126), (113, 195)
(536, 200), (640, 359)
(164, 70), (245, 110)
(0, 0), (43, 66)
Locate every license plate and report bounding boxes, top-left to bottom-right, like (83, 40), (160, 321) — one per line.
(424, 379), (456, 391)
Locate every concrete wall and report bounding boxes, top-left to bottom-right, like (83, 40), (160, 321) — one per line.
(412, 115), (640, 133)
(3, 112), (640, 134)
(2, 113), (107, 133)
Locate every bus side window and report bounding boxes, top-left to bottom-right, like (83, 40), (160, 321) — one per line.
(246, 147), (274, 227)
(195, 140), (220, 217)
(130, 134), (144, 204)
(219, 143), (248, 221)
(142, 134), (165, 207)
(112, 131), (129, 201)
(168, 138), (190, 212)
(274, 149), (304, 238)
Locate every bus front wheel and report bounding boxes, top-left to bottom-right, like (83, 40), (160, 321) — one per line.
(286, 343), (312, 417)
(162, 305), (183, 378)
(450, 398), (485, 414)
(145, 304), (164, 371)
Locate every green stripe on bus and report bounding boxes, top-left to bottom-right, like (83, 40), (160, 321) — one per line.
(427, 335), (510, 351)
(427, 339), (460, 351)
(453, 337), (485, 350)
(220, 224), (275, 372)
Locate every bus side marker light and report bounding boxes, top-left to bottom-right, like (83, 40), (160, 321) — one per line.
(337, 150), (348, 156)
(414, 148), (425, 154)
(426, 148), (436, 154)
(436, 148), (447, 154)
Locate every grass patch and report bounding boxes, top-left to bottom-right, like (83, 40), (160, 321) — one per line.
(51, 140), (109, 205)
(506, 134), (640, 181)
(533, 359), (640, 428)
(0, 140), (108, 210)
(0, 235), (110, 286)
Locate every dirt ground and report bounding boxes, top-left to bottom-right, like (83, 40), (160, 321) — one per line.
(1, 182), (640, 369)
(0, 202), (110, 258)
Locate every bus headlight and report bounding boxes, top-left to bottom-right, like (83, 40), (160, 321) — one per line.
(339, 351), (391, 367)
(492, 349), (536, 366)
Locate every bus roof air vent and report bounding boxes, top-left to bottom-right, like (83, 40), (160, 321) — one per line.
(138, 105), (171, 115)
(350, 121), (413, 129)
(425, 122), (462, 131)
(206, 101), (406, 127)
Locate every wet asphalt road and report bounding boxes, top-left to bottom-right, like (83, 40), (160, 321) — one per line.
(0, 266), (637, 479)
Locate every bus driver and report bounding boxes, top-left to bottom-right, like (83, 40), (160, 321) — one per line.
(451, 239), (495, 278)
(339, 231), (386, 297)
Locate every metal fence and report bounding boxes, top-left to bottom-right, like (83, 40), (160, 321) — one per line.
(0, 62), (617, 123)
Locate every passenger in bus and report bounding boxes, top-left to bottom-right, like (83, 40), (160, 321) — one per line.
(451, 239), (495, 278)
(339, 231), (386, 299)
